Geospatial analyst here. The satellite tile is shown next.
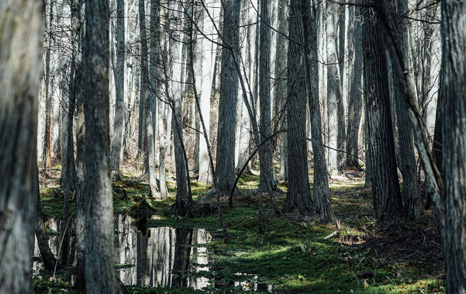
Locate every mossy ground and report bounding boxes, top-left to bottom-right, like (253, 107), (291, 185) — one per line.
(36, 168), (445, 293)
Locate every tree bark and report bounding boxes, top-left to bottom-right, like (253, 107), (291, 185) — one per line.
(146, 0), (159, 197)
(111, 0), (125, 180)
(0, 1), (43, 292)
(34, 156), (58, 271)
(215, 0), (241, 192)
(275, 0), (288, 182)
(362, 3), (403, 230)
(257, 0), (276, 192)
(301, 0), (334, 222)
(82, 0), (118, 292)
(283, 0), (312, 214)
(326, 1), (342, 176)
(441, 2), (466, 292)
(345, 3), (363, 169)
(43, 0), (54, 171)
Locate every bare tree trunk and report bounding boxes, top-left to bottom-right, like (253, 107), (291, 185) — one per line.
(257, 0), (276, 192)
(302, 0), (334, 222)
(167, 0), (191, 215)
(43, 0), (54, 171)
(111, 0), (125, 180)
(345, 3), (363, 169)
(146, 0), (159, 197)
(195, 0), (215, 184)
(276, 0), (288, 182)
(34, 157), (58, 271)
(283, 0), (312, 214)
(139, 0), (149, 171)
(441, 2), (466, 292)
(0, 1), (43, 292)
(362, 3), (403, 230)
(73, 2), (85, 287)
(215, 0), (240, 192)
(82, 0), (118, 291)
(326, 1), (342, 176)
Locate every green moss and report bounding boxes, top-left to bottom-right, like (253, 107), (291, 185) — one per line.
(38, 177), (445, 293)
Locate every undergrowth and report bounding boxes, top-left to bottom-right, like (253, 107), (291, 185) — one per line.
(36, 169), (445, 293)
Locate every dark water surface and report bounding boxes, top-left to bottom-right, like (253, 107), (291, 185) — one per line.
(33, 215), (272, 292)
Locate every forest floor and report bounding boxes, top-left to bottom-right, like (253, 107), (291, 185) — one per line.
(36, 166), (445, 293)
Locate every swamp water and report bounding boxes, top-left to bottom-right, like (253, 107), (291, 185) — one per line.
(34, 215), (272, 292)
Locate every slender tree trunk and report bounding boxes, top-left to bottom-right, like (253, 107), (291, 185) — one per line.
(302, 0), (334, 222)
(0, 1), (43, 292)
(139, 0), (149, 171)
(43, 0), (54, 171)
(276, 0), (288, 182)
(73, 2), (85, 287)
(345, 4), (363, 169)
(283, 0), (312, 214)
(326, 1), (342, 176)
(388, 0), (423, 220)
(146, 0), (159, 197)
(362, 3), (403, 230)
(167, 0), (190, 214)
(215, 0), (241, 192)
(34, 158), (58, 271)
(257, 0), (276, 192)
(82, 0), (118, 292)
(196, 0), (214, 184)
(441, 2), (466, 292)
(111, 0), (125, 180)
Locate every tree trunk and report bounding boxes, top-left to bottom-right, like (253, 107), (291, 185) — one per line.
(43, 0), (54, 171)
(257, 0), (276, 192)
(34, 158), (58, 271)
(362, 3), (403, 230)
(388, 0), (423, 220)
(441, 2), (466, 292)
(283, 0), (312, 214)
(0, 1), (43, 292)
(111, 0), (125, 180)
(275, 0), (288, 182)
(301, 0), (334, 222)
(215, 0), (241, 192)
(139, 0), (149, 170)
(82, 0), (118, 292)
(146, 0), (159, 197)
(71, 1), (85, 289)
(345, 4), (363, 169)
(195, 0), (214, 184)
(326, 1), (342, 176)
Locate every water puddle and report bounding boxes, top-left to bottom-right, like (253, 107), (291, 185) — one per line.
(34, 215), (272, 292)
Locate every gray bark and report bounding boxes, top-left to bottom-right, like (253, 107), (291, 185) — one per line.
(441, 2), (466, 292)
(362, 3), (403, 230)
(34, 161), (58, 271)
(111, 0), (125, 180)
(326, 1), (342, 175)
(283, 0), (312, 214)
(139, 0), (149, 167)
(0, 1), (43, 292)
(43, 0), (54, 170)
(275, 0), (288, 182)
(345, 4), (363, 169)
(302, 0), (334, 222)
(388, 0), (423, 220)
(215, 0), (240, 192)
(146, 0), (159, 197)
(167, 0), (190, 214)
(82, 0), (118, 292)
(73, 1), (85, 286)
(257, 0), (276, 192)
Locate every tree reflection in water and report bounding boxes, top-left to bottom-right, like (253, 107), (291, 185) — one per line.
(114, 215), (211, 290)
